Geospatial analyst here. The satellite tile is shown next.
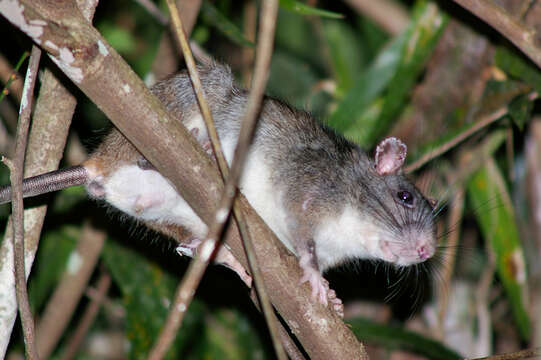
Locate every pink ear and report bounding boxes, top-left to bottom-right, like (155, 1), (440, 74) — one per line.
(374, 137), (407, 175)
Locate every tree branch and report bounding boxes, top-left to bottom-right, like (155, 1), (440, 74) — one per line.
(466, 347), (541, 360)
(4, 44), (42, 360)
(60, 270), (112, 360)
(36, 223), (106, 359)
(452, 0), (541, 69)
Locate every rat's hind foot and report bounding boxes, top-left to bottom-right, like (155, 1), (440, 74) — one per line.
(214, 244), (252, 287)
(175, 237), (201, 257)
(175, 239), (252, 287)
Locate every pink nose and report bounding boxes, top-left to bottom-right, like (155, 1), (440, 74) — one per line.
(417, 245), (429, 260)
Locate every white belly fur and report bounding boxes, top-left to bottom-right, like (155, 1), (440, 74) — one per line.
(104, 113), (294, 252)
(220, 133), (294, 254)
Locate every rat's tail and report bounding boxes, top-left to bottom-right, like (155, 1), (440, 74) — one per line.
(0, 165), (89, 204)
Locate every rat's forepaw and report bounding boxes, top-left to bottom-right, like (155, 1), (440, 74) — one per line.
(326, 288), (344, 318)
(300, 266), (329, 305)
(299, 267), (344, 317)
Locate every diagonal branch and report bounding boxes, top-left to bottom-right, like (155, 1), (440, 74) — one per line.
(452, 0), (541, 69)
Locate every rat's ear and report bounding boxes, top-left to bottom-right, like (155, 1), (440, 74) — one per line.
(374, 137), (407, 175)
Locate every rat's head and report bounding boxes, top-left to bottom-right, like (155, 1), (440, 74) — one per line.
(360, 137), (436, 267)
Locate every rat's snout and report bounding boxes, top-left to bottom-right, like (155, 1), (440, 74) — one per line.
(388, 225), (436, 266)
(409, 228), (436, 263)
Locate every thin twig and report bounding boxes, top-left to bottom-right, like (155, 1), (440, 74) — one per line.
(248, 289), (306, 360)
(343, 0), (410, 35)
(149, 1), (285, 359)
(165, 0), (229, 177)
(518, 0), (536, 21)
(473, 239), (495, 358)
(133, 0), (168, 25)
(465, 347), (541, 360)
(61, 271), (112, 360)
(0, 52), (27, 104)
(224, 0), (285, 356)
(436, 187), (464, 338)
(4, 44), (42, 360)
(452, 0), (541, 69)
(190, 41), (212, 64)
(242, 0), (257, 87)
(405, 92), (538, 173)
(150, 0), (202, 82)
(405, 108), (506, 173)
(147, 0), (228, 356)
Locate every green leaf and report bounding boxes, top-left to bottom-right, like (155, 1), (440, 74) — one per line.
(28, 226), (79, 311)
(99, 22), (137, 54)
(356, 17), (390, 62)
(267, 50), (319, 106)
(51, 186), (87, 213)
(201, 1), (254, 48)
(279, 0), (343, 19)
(322, 20), (364, 95)
(102, 241), (204, 359)
(0, 51), (29, 104)
(508, 93), (533, 131)
(274, 8), (325, 69)
(328, 0), (447, 147)
(193, 308), (268, 360)
(467, 158), (530, 339)
(328, 34), (404, 136)
(348, 317), (461, 360)
(495, 47), (541, 93)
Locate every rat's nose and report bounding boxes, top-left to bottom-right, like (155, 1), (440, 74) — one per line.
(417, 245), (430, 260)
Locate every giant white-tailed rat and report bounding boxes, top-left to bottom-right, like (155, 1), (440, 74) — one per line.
(0, 61), (437, 314)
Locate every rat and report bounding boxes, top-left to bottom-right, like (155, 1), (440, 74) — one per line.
(0, 61), (437, 315)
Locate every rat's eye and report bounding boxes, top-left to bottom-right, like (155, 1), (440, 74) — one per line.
(137, 157), (155, 171)
(397, 190), (415, 208)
